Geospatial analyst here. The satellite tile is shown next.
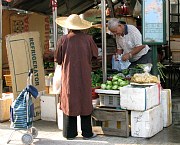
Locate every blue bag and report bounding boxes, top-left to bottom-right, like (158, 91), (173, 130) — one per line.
(10, 85), (38, 129)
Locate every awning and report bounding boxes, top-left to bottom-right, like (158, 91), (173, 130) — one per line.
(8, 0), (100, 16)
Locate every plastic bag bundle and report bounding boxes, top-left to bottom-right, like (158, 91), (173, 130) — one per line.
(53, 65), (62, 94)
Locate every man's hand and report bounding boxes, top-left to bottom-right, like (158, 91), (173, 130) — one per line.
(115, 53), (119, 61)
(122, 53), (130, 61)
(115, 49), (123, 61)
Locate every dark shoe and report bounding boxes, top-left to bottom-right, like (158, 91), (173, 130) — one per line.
(83, 133), (97, 140)
(67, 137), (75, 140)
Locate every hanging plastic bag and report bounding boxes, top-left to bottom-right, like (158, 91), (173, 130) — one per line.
(53, 65), (62, 94)
(133, 0), (141, 18)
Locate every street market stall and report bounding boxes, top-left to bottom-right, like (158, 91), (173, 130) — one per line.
(0, 0), (179, 142)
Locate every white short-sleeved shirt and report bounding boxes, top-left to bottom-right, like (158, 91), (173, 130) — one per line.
(116, 25), (150, 62)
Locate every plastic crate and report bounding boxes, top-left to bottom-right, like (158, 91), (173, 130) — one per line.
(3, 75), (12, 87)
(171, 49), (180, 63)
(99, 94), (120, 107)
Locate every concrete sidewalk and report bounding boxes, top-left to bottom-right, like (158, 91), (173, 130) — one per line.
(0, 120), (180, 145)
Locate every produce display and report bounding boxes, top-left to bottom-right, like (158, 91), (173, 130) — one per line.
(44, 61), (54, 69)
(91, 69), (103, 88)
(131, 72), (160, 83)
(92, 65), (145, 91)
(100, 74), (130, 90)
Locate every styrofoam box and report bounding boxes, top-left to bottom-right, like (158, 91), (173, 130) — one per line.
(40, 95), (57, 121)
(0, 93), (13, 122)
(131, 105), (163, 138)
(57, 103), (81, 132)
(92, 98), (100, 108)
(120, 84), (160, 111)
(161, 89), (172, 127)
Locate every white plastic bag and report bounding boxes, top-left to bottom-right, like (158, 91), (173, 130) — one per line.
(133, 0), (141, 18)
(112, 54), (131, 71)
(53, 65), (62, 94)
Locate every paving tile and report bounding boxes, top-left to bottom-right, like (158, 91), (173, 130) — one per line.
(0, 120), (180, 145)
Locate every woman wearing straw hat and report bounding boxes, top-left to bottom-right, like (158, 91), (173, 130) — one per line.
(54, 14), (98, 140)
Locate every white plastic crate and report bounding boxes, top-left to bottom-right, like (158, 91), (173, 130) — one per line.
(99, 94), (120, 107)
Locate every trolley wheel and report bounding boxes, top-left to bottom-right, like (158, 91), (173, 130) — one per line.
(21, 133), (33, 145)
(31, 127), (38, 138)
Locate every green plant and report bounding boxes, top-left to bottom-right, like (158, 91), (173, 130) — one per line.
(157, 62), (167, 83)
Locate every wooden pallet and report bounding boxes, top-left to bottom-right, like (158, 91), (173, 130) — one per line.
(92, 107), (130, 137)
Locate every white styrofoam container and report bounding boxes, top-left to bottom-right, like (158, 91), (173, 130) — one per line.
(57, 103), (81, 132)
(161, 89), (172, 127)
(2, 93), (14, 99)
(40, 95), (57, 121)
(95, 89), (120, 94)
(92, 98), (100, 108)
(131, 105), (163, 138)
(120, 84), (160, 111)
(0, 93), (13, 122)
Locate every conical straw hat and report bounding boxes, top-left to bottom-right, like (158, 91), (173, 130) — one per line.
(56, 14), (92, 30)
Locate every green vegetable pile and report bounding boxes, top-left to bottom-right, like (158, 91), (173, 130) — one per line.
(91, 69), (103, 88)
(100, 74), (130, 90)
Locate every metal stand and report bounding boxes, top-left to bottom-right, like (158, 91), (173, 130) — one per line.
(152, 45), (158, 76)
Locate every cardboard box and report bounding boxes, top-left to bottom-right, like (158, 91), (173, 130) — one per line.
(33, 97), (41, 121)
(2, 10), (50, 68)
(6, 31), (45, 98)
(131, 105), (163, 138)
(0, 93), (13, 122)
(2, 9), (14, 67)
(120, 84), (161, 111)
(10, 12), (50, 53)
(92, 107), (130, 137)
(170, 38), (180, 50)
(161, 89), (172, 127)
